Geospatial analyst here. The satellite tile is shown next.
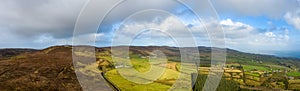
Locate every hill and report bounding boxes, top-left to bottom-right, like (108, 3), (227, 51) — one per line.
(96, 46), (300, 68)
(0, 46), (81, 90)
(0, 45), (299, 90)
(0, 48), (37, 60)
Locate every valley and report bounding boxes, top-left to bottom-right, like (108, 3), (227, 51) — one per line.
(1, 45), (300, 91)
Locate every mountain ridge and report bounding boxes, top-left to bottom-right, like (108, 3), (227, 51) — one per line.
(1, 45), (299, 61)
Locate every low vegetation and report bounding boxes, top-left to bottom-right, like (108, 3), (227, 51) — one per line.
(1, 45), (300, 91)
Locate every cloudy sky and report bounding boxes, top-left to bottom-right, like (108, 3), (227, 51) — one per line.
(0, 0), (300, 58)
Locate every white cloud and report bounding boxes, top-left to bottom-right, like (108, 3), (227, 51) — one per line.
(113, 15), (292, 53)
(220, 19), (255, 39)
(217, 19), (291, 53)
(248, 30), (289, 47)
(112, 15), (204, 47)
(212, 0), (299, 18)
(284, 10), (300, 30)
(34, 33), (106, 46)
(118, 16), (191, 37)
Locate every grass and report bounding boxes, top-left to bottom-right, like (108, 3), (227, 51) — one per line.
(74, 51), (94, 57)
(97, 56), (112, 62)
(105, 69), (172, 91)
(245, 72), (260, 77)
(288, 84), (300, 90)
(245, 80), (261, 86)
(105, 56), (194, 91)
(287, 72), (300, 77)
(242, 65), (269, 71)
(176, 63), (197, 73)
(77, 62), (101, 76)
(97, 53), (300, 91)
(289, 80), (300, 84)
(157, 68), (180, 81)
(130, 58), (151, 72)
(10, 55), (26, 59)
(267, 64), (290, 70)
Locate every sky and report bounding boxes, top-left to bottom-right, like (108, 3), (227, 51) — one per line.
(0, 0), (300, 58)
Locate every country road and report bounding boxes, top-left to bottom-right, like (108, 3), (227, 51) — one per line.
(101, 72), (121, 91)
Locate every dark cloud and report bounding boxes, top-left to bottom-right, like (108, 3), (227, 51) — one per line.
(0, 0), (86, 39)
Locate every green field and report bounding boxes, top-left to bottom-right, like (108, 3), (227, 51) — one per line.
(287, 72), (300, 77)
(242, 65), (269, 71)
(93, 46), (300, 91)
(103, 55), (198, 91)
(105, 69), (172, 91)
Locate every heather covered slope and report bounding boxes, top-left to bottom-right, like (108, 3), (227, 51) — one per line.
(0, 46), (82, 91)
(0, 49), (37, 60)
